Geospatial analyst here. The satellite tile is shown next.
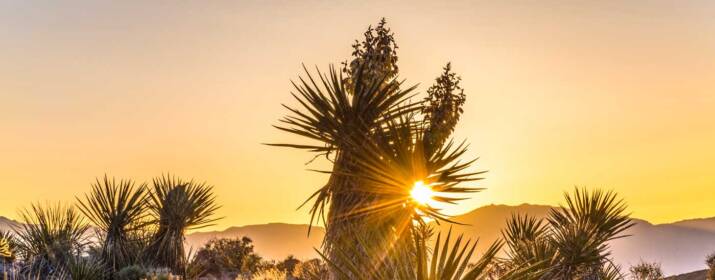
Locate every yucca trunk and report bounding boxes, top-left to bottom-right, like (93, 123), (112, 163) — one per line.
(325, 152), (416, 279)
(146, 224), (186, 273)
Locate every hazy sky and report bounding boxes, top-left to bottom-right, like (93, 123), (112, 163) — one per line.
(1, 1), (714, 230)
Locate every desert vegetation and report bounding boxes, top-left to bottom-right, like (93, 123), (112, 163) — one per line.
(272, 18), (639, 280)
(0, 175), (220, 279)
(629, 261), (663, 280)
(0, 19), (680, 280)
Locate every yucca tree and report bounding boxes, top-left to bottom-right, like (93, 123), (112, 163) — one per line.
(76, 175), (149, 273)
(13, 203), (90, 276)
(273, 19), (477, 277)
(501, 188), (633, 280)
(144, 175), (220, 274)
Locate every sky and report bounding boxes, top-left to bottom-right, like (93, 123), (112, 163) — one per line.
(1, 0), (714, 230)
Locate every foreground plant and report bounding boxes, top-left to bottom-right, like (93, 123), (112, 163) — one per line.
(501, 188), (633, 280)
(629, 261), (663, 280)
(273, 19), (478, 277)
(323, 226), (541, 280)
(144, 175), (220, 274)
(14, 203), (89, 275)
(76, 175), (149, 273)
(190, 237), (263, 278)
(0, 230), (13, 262)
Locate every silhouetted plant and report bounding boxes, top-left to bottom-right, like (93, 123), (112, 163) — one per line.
(76, 175), (149, 273)
(65, 255), (108, 280)
(706, 252), (715, 280)
(116, 265), (147, 280)
(501, 188), (633, 280)
(272, 18), (477, 277)
(190, 237), (262, 278)
(629, 261), (663, 280)
(293, 259), (329, 280)
(277, 255), (300, 277)
(144, 175), (220, 275)
(13, 203), (89, 276)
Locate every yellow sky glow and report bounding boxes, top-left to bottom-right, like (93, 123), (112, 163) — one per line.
(1, 1), (714, 230)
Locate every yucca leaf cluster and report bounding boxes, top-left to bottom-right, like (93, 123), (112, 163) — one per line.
(500, 188), (634, 280)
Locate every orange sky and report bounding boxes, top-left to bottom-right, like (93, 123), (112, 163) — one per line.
(1, 1), (714, 230)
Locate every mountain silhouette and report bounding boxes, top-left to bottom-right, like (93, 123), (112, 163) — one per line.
(2, 204), (714, 275)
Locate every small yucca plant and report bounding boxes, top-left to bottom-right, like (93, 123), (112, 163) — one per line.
(64, 256), (108, 280)
(144, 175), (220, 274)
(13, 203), (90, 276)
(501, 188), (633, 280)
(76, 175), (150, 273)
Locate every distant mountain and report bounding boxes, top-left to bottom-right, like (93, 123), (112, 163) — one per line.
(186, 223), (324, 261)
(436, 204), (715, 276)
(671, 217), (715, 233)
(3, 204), (715, 276)
(0, 216), (20, 232)
(184, 204), (715, 276)
(665, 269), (707, 280)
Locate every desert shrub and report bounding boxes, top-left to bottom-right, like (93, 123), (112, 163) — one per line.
(65, 256), (108, 280)
(190, 237), (262, 278)
(293, 259), (328, 280)
(244, 268), (286, 280)
(277, 255), (300, 277)
(116, 265), (147, 280)
(629, 261), (663, 280)
(707, 253), (715, 280)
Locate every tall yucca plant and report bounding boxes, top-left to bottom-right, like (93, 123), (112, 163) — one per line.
(273, 19), (475, 277)
(76, 175), (149, 273)
(13, 203), (89, 275)
(144, 175), (220, 274)
(272, 63), (418, 274)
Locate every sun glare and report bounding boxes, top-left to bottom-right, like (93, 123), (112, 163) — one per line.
(410, 181), (434, 205)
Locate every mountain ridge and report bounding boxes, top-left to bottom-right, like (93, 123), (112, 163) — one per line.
(2, 204), (714, 275)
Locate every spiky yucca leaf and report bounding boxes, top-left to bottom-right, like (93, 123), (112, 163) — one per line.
(145, 175), (220, 274)
(76, 175), (149, 272)
(501, 214), (557, 272)
(337, 115), (483, 223)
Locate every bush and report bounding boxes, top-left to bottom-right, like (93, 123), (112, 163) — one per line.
(629, 261), (663, 280)
(116, 265), (147, 280)
(190, 237), (262, 278)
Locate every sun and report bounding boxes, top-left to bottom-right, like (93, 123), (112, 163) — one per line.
(410, 181), (434, 205)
